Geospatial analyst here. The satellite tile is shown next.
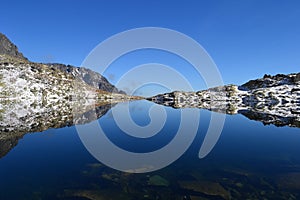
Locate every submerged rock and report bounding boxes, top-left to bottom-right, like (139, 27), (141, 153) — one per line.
(148, 175), (170, 187)
(63, 189), (131, 200)
(179, 180), (230, 200)
(276, 173), (300, 191)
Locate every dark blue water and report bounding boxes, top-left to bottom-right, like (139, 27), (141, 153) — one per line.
(0, 100), (299, 199)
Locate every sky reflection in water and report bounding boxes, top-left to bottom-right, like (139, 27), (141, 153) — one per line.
(0, 100), (299, 199)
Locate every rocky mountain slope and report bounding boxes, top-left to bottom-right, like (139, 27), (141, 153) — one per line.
(0, 33), (123, 94)
(149, 73), (300, 128)
(48, 63), (125, 93)
(0, 33), (27, 60)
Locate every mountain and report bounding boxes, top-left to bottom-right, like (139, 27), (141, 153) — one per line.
(48, 63), (125, 93)
(0, 33), (27, 60)
(149, 73), (300, 128)
(0, 33), (124, 94)
(239, 73), (300, 90)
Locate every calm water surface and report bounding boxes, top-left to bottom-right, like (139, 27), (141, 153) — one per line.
(0, 100), (300, 200)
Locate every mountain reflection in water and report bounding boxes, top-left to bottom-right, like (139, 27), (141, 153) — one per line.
(0, 98), (299, 159)
(0, 99), (115, 158)
(0, 98), (300, 200)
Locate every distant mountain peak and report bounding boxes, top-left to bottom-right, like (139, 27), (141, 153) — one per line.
(0, 33), (27, 60)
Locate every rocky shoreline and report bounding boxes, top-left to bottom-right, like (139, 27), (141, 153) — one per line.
(149, 73), (300, 128)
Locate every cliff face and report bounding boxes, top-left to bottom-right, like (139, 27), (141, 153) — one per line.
(48, 63), (125, 94)
(149, 73), (300, 128)
(0, 33), (27, 60)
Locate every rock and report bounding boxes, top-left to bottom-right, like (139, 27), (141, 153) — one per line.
(179, 180), (230, 200)
(148, 73), (300, 128)
(0, 33), (27, 60)
(235, 182), (243, 188)
(190, 196), (209, 200)
(294, 73), (300, 82)
(63, 189), (131, 200)
(0, 135), (20, 158)
(148, 175), (170, 187)
(239, 73), (300, 90)
(48, 63), (125, 94)
(86, 163), (103, 168)
(276, 173), (300, 190)
(0, 32), (124, 94)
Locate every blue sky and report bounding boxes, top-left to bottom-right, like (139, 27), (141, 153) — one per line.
(1, 0), (300, 94)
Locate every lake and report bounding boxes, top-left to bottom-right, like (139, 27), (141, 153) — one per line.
(0, 100), (300, 200)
